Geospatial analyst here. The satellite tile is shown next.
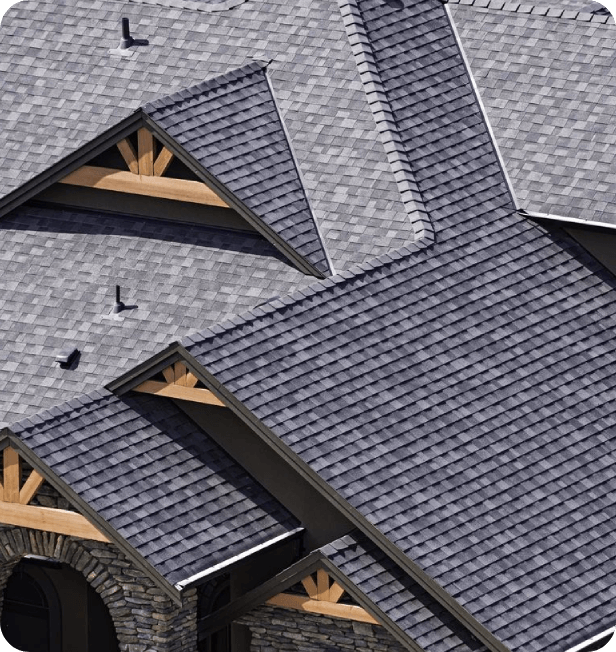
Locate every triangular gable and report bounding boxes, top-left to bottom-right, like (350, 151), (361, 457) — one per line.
(0, 438), (108, 544)
(5, 389), (303, 605)
(142, 62), (331, 277)
(0, 65), (331, 279)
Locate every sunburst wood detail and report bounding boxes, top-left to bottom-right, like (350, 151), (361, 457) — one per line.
(267, 569), (379, 625)
(134, 362), (226, 406)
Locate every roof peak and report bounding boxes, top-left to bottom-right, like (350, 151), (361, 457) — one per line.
(449, 0), (613, 23)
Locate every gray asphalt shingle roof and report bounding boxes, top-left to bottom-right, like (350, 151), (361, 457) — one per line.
(321, 533), (486, 652)
(9, 390), (300, 586)
(450, 1), (616, 223)
(144, 62), (331, 275)
(0, 203), (309, 427)
(176, 0), (616, 650)
(0, 0), (420, 270)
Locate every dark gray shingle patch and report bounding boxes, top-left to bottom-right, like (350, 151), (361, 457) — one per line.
(0, 203), (310, 427)
(144, 63), (331, 275)
(451, 4), (616, 223)
(181, 1), (616, 650)
(10, 390), (300, 586)
(321, 533), (487, 652)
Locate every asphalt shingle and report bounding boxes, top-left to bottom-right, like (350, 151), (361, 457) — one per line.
(179, 1), (616, 650)
(144, 62), (331, 275)
(10, 390), (300, 586)
(451, 3), (616, 223)
(0, 203), (310, 427)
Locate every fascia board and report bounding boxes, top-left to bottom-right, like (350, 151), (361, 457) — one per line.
(0, 111), (144, 220)
(2, 430), (182, 606)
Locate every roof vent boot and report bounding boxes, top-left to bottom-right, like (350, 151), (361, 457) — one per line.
(119, 18), (134, 50)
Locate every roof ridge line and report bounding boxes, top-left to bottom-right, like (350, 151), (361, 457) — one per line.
(143, 61), (266, 113)
(448, 0), (613, 24)
(337, 0), (435, 246)
(9, 388), (113, 433)
(182, 239), (425, 348)
(126, 0), (248, 14)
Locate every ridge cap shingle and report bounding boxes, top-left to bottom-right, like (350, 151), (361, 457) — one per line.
(9, 388), (115, 435)
(449, 0), (613, 23)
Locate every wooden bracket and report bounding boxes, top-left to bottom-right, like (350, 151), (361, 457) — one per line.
(134, 362), (226, 407)
(62, 128), (225, 207)
(267, 569), (379, 625)
(0, 447), (109, 543)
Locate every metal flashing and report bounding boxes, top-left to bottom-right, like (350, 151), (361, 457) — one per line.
(175, 527), (304, 590)
(141, 114), (326, 279)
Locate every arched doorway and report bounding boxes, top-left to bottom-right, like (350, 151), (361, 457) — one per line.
(1, 557), (119, 652)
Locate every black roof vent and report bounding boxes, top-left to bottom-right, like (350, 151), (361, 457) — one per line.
(119, 18), (134, 50)
(113, 285), (125, 314)
(55, 347), (79, 368)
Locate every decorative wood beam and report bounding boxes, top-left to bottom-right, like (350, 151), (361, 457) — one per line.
(329, 581), (346, 604)
(116, 139), (139, 174)
(154, 147), (175, 177)
(138, 128), (155, 176)
(266, 593), (379, 625)
(133, 380), (226, 406)
(4, 447), (20, 503)
(317, 568), (330, 601)
(19, 470), (45, 505)
(0, 501), (109, 542)
(59, 166), (229, 208)
(301, 575), (319, 600)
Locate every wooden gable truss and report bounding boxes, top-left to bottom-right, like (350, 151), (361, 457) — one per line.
(0, 446), (109, 543)
(59, 127), (228, 208)
(134, 361), (226, 407)
(267, 568), (379, 625)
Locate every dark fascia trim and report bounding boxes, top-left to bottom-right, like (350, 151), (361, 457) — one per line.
(0, 112), (144, 221)
(109, 345), (509, 652)
(0, 430), (182, 606)
(198, 551), (323, 635)
(198, 549), (425, 652)
(107, 343), (184, 394)
(141, 112), (326, 280)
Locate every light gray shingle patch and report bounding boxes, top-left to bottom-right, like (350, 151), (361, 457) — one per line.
(0, 203), (310, 427)
(322, 533), (487, 652)
(337, 0), (433, 245)
(449, 0), (613, 22)
(181, 1), (616, 650)
(451, 5), (616, 223)
(144, 63), (331, 275)
(10, 391), (300, 586)
(0, 0), (415, 269)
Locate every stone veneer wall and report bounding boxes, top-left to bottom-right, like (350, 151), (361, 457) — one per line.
(0, 526), (198, 652)
(238, 604), (407, 652)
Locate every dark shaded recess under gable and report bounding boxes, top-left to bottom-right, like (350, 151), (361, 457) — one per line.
(561, 223), (616, 279)
(177, 401), (354, 551)
(34, 186), (255, 232)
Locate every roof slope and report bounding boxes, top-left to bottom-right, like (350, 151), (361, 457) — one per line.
(321, 533), (486, 652)
(451, 2), (616, 223)
(144, 62), (331, 275)
(0, 203), (309, 427)
(179, 0), (616, 650)
(0, 0), (421, 270)
(10, 390), (300, 586)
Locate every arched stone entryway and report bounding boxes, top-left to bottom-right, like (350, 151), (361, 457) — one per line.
(0, 527), (199, 652)
(2, 557), (120, 652)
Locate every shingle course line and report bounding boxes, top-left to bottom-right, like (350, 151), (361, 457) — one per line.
(448, 0), (613, 23)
